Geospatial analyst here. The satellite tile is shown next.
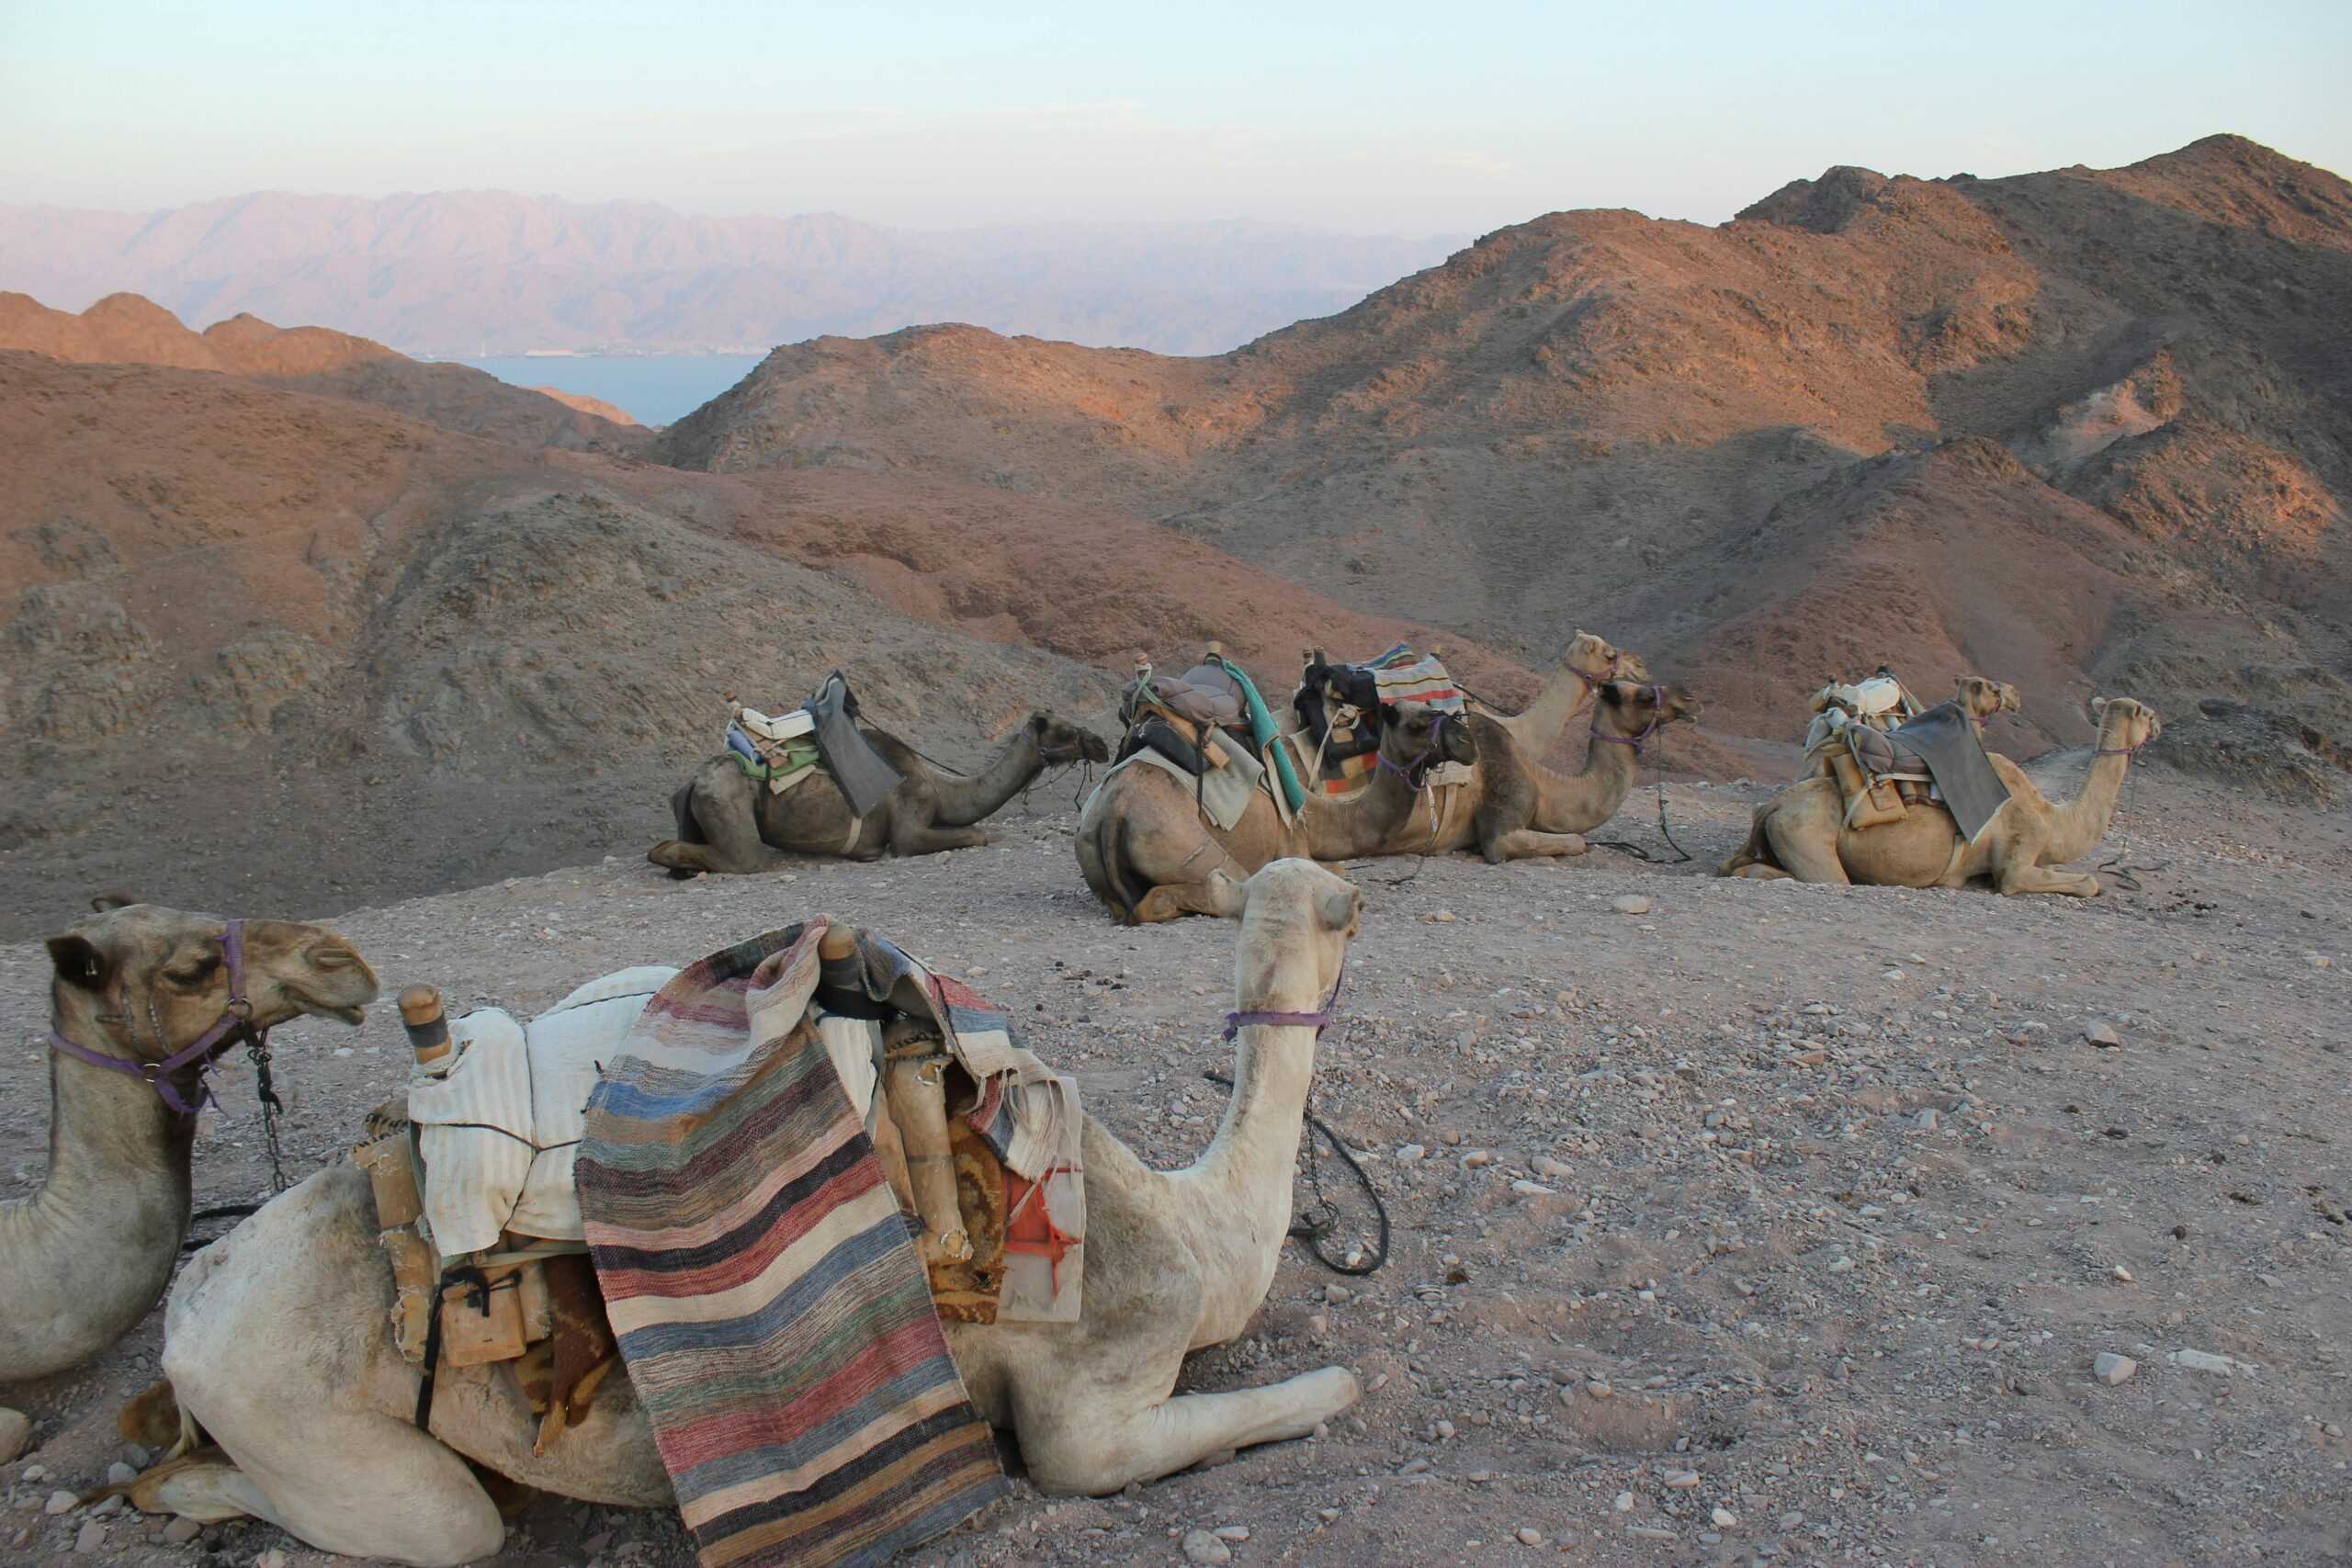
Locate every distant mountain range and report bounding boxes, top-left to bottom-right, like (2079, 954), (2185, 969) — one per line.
(0, 191), (1463, 356)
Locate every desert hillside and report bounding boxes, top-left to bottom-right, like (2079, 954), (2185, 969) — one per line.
(0, 290), (643, 450)
(0, 350), (1530, 938)
(659, 135), (2352, 803)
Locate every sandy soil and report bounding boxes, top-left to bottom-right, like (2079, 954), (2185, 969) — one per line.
(4, 752), (2346, 1568)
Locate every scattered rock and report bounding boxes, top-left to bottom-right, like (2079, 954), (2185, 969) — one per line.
(2084, 1021), (2121, 1047)
(1517, 1528), (1544, 1546)
(1532, 1156), (1574, 1181)
(1611, 895), (1652, 915)
(0, 1409), (28, 1465)
(1613, 1491), (1635, 1513)
(1396, 1143), (1427, 1163)
(1510, 1179), (1556, 1197)
(73, 1519), (104, 1554)
(45, 1489), (77, 1515)
(105, 1461), (137, 1485)
(2173, 1348), (2247, 1374)
(1214, 1525), (1250, 1541)
(1663, 1470), (1701, 1489)
(1711, 1507), (1738, 1529)
(163, 1517), (203, 1544)
(2095, 1352), (2139, 1385)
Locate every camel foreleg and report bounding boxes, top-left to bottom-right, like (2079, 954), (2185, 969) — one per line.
(1023, 1366), (1360, 1495)
(1134, 867), (1250, 923)
(888, 819), (991, 855)
(1477, 828), (1588, 863)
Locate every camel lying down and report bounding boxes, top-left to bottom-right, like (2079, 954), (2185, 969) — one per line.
(1721, 696), (2159, 896)
(136, 860), (1366, 1566)
(652, 709), (1109, 874)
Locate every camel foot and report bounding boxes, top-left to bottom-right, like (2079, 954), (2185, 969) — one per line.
(118, 1379), (182, 1449)
(1729, 863), (1793, 881)
(1029, 1366), (1363, 1495)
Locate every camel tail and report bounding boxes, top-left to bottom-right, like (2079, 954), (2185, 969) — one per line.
(657, 778), (709, 880)
(1079, 808), (1148, 924)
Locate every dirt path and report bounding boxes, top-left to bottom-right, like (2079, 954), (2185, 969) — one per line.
(4, 759), (2346, 1567)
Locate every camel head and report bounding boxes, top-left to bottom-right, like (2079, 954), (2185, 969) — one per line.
(1232, 859), (1362, 1017)
(2089, 696), (2162, 754)
(1024, 710), (1113, 764)
(1377, 701), (1478, 772)
(1593, 681), (1702, 745)
(1565, 630), (1649, 684)
(46, 903), (380, 1074)
(1958, 676), (2022, 721)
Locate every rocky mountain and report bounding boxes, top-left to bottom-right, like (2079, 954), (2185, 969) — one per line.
(659, 135), (2352, 803)
(0, 349), (1519, 937)
(0, 291), (642, 450)
(0, 193), (1460, 355)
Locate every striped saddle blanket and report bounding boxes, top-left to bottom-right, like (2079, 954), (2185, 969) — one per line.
(577, 924), (1082, 1568)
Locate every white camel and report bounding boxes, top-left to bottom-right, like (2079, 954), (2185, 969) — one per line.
(141, 860), (1368, 1565)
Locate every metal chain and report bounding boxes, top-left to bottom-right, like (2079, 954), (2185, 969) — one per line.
(245, 1030), (290, 1193)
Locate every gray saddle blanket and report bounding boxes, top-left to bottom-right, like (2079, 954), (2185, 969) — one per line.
(1148, 666), (1247, 728)
(1102, 729), (1263, 831)
(806, 672), (906, 819)
(1885, 701), (2010, 840)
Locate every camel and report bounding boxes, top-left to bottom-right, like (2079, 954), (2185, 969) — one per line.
(1474, 629), (1649, 757)
(1389, 681), (1703, 864)
(2, 904), (376, 1440)
(650, 710), (1109, 874)
(1079, 682), (1699, 922)
(138, 860), (1367, 1566)
(1720, 696), (2161, 896)
(1078, 701), (1477, 923)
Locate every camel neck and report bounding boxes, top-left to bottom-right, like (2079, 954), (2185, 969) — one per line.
(1525, 722), (1645, 834)
(0, 1027), (197, 1378)
(1189, 1015), (1320, 1245)
(2045, 742), (2132, 864)
(1509, 664), (1605, 756)
(930, 732), (1049, 828)
(1299, 747), (1428, 858)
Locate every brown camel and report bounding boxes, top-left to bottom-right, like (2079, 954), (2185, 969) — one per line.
(2, 902), (376, 1445)
(1077, 702), (1476, 923)
(650, 710), (1109, 874)
(1470, 630), (1649, 757)
(1720, 696), (2161, 896)
(1389, 682), (1703, 863)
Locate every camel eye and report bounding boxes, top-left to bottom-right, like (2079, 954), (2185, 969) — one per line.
(165, 954), (221, 988)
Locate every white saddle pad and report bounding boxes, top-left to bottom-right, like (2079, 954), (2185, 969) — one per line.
(406, 966), (677, 1256)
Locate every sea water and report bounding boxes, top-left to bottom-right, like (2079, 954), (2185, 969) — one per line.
(454, 354), (768, 427)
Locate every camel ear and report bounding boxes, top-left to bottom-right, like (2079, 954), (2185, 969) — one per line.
(1315, 885), (1363, 937)
(48, 934), (109, 991)
(90, 891), (137, 912)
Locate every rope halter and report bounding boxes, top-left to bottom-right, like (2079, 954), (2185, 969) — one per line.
(1224, 959), (1347, 1043)
(1376, 713), (1453, 792)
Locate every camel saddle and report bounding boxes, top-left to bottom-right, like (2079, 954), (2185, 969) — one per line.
(807, 930), (1083, 1325)
(1810, 700), (2010, 840)
(354, 967), (676, 1449)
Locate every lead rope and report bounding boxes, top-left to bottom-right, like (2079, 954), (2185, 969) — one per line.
(1204, 970), (1389, 1276)
(2093, 743), (2161, 893)
(1587, 695), (1693, 864)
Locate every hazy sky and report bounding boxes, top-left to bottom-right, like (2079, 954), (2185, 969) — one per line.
(4, 1), (2346, 234)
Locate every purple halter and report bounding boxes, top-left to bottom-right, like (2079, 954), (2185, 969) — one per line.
(1376, 713), (1453, 792)
(48, 919), (254, 1118)
(1589, 684), (1668, 754)
(1224, 959), (1347, 1043)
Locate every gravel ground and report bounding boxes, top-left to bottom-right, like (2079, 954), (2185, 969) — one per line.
(3, 756), (2347, 1568)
